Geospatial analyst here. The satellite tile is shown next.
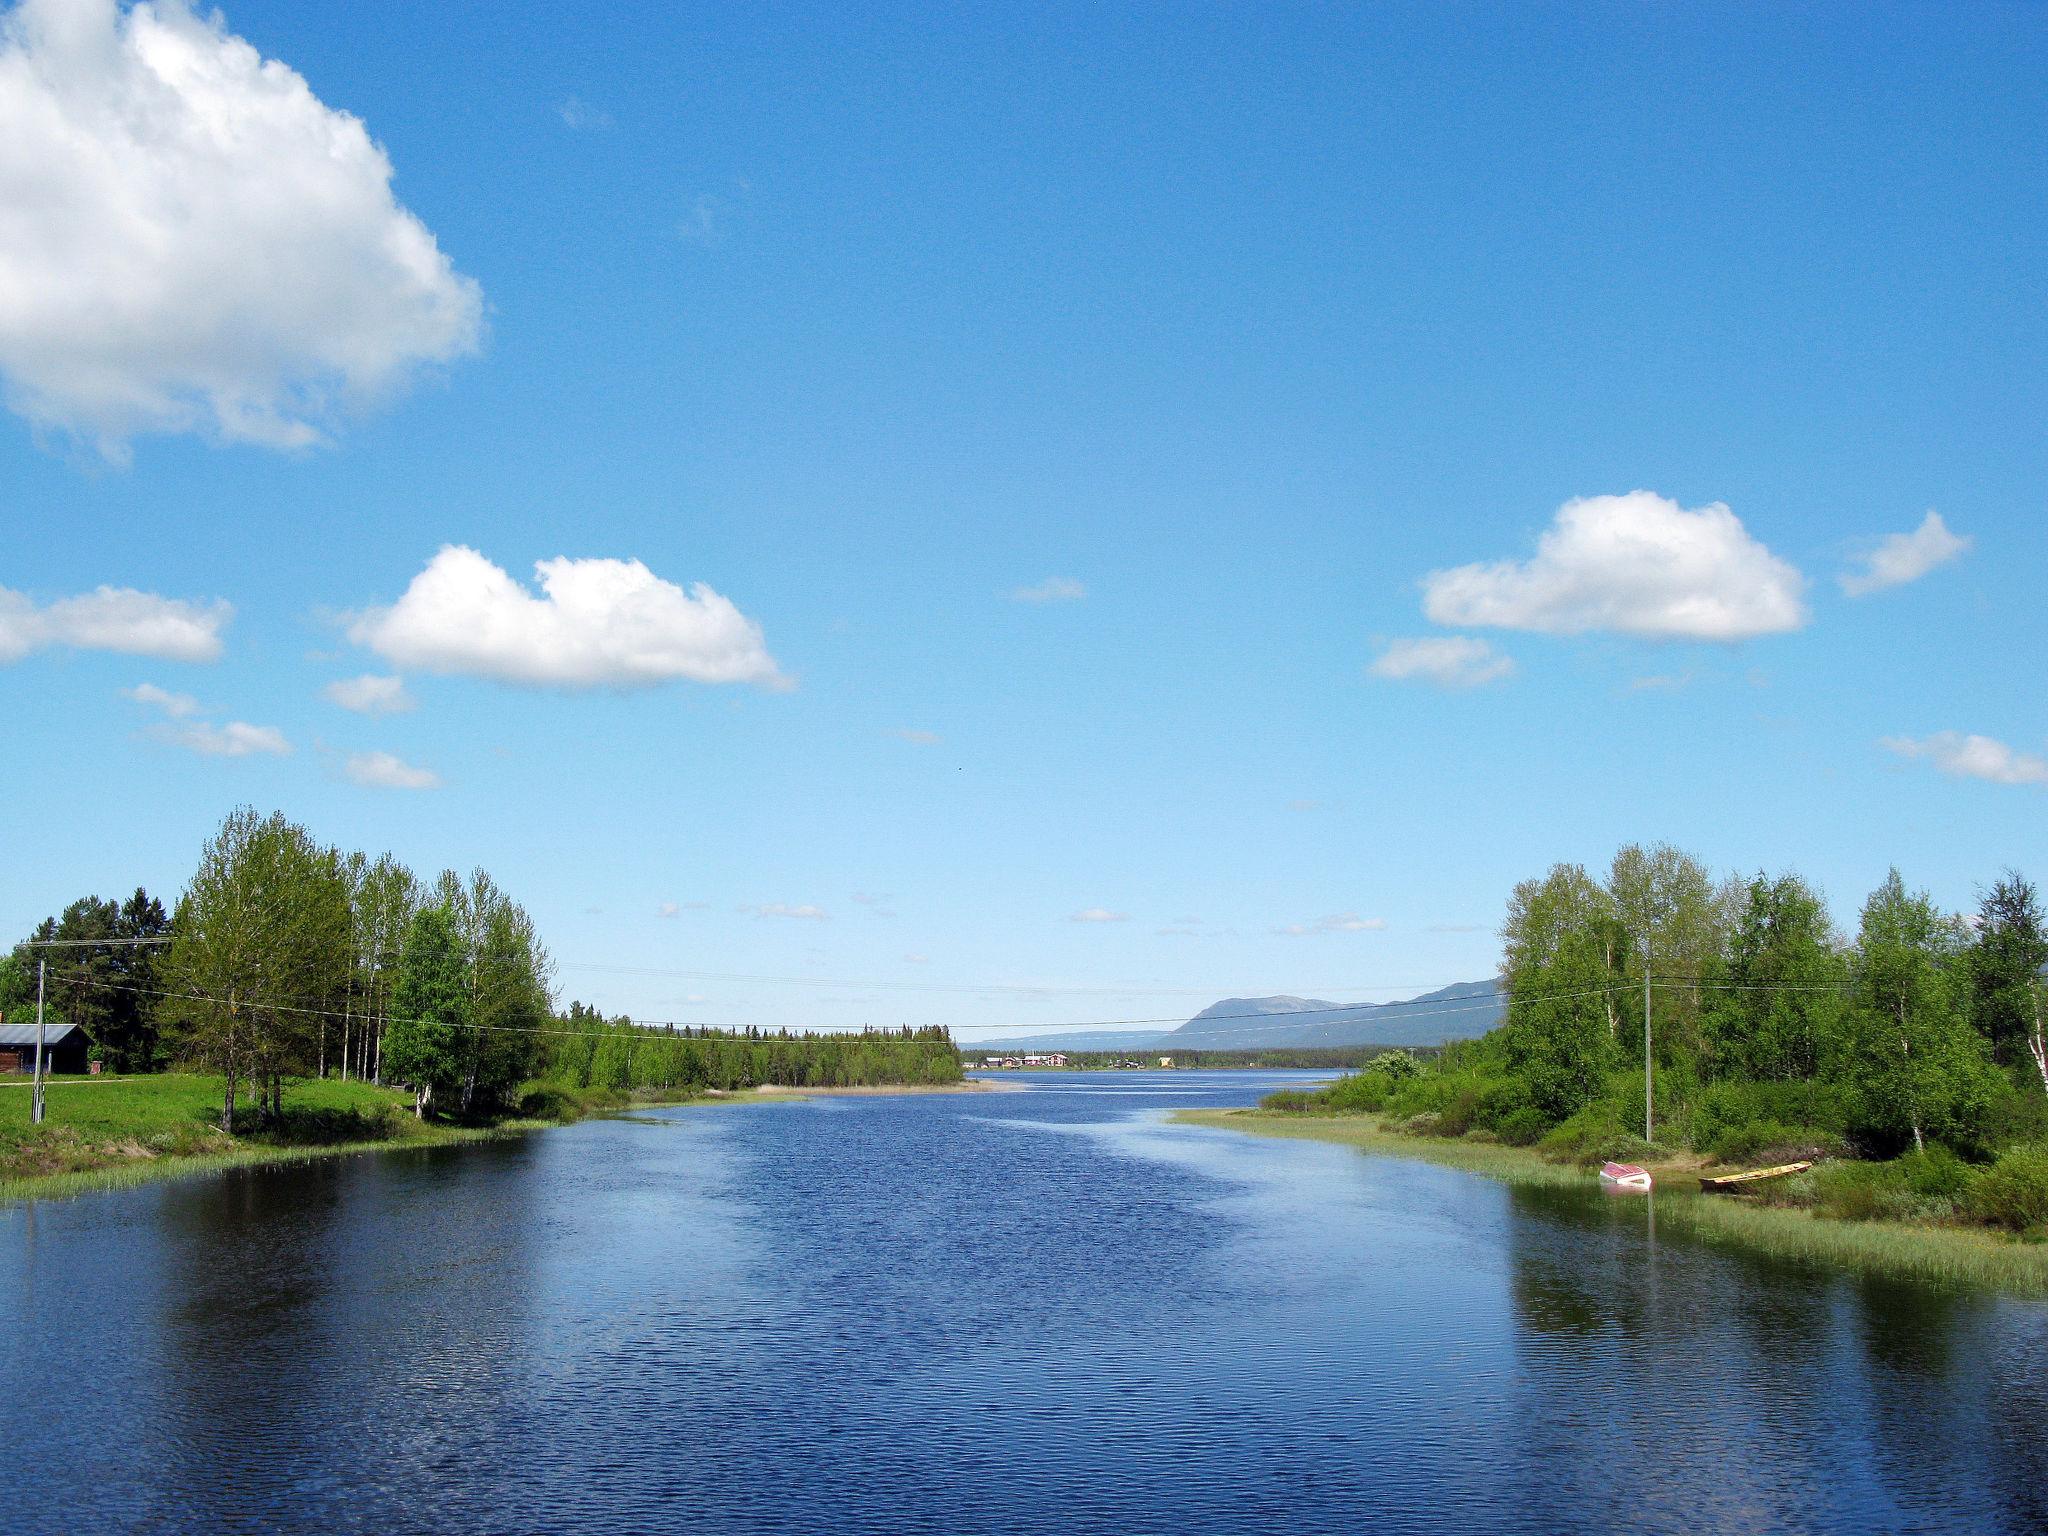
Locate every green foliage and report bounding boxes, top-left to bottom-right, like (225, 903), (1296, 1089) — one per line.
(1323, 1071), (1392, 1111)
(1813, 1149), (1974, 1223)
(1702, 873), (1847, 1081)
(1841, 870), (2001, 1155)
(383, 905), (469, 1117)
(535, 1009), (961, 1095)
(9, 888), (174, 1069)
(1494, 1106), (1549, 1146)
(1258, 1088), (1322, 1113)
(1965, 1147), (2048, 1233)
(1969, 871), (2048, 1074)
(162, 808), (352, 1131)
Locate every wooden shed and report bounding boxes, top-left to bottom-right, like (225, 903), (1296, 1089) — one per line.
(0, 1022), (90, 1075)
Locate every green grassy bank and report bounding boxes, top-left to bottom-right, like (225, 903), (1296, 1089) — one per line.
(0, 1072), (722, 1203)
(1175, 1108), (2048, 1298)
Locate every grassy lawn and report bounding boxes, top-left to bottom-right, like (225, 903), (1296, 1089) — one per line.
(0, 1072), (513, 1200)
(1177, 1108), (2048, 1298)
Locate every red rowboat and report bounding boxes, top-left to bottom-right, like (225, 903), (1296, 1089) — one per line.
(1599, 1161), (1652, 1191)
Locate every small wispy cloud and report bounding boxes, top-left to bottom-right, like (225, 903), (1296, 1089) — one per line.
(1369, 636), (1515, 689)
(1286, 798), (1320, 813)
(1069, 907), (1128, 923)
(1427, 922), (1483, 934)
(151, 720), (291, 758)
(344, 750), (441, 790)
(1010, 577), (1086, 604)
(1841, 512), (1971, 597)
(903, 953), (930, 965)
(889, 728), (941, 746)
(556, 95), (613, 130)
(324, 674), (415, 715)
(1882, 732), (2048, 787)
(124, 682), (201, 718)
(1278, 912), (1387, 936)
(1625, 672), (1690, 694)
(747, 902), (829, 921)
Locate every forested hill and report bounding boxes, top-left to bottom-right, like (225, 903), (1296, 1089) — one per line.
(1167, 982), (1502, 1049)
(970, 981), (1502, 1054)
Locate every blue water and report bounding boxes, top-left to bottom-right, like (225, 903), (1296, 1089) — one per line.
(4, 1070), (2046, 1534)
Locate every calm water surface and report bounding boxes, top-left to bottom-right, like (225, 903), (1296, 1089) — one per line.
(5, 1070), (2046, 1534)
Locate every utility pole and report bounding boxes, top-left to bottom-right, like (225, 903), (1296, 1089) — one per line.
(1642, 935), (1653, 1144)
(22, 933), (171, 1124)
(32, 958), (47, 1125)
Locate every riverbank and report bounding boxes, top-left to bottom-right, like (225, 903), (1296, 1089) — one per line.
(0, 1073), (746, 1203)
(1176, 1108), (2048, 1298)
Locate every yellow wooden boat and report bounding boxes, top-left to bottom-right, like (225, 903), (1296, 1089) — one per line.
(1699, 1160), (1812, 1192)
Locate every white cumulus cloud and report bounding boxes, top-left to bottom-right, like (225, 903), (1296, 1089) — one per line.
(344, 749), (439, 790)
(1011, 577), (1086, 604)
(152, 719), (289, 757)
(1278, 913), (1387, 936)
(1882, 732), (2048, 787)
(324, 673), (414, 714)
(1369, 635), (1515, 688)
(0, 0), (482, 454)
(1, 583), (230, 662)
(1422, 491), (1807, 642)
(348, 545), (787, 690)
(1840, 511), (1971, 597)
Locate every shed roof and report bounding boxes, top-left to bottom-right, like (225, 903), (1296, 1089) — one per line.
(0, 1022), (82, 1047)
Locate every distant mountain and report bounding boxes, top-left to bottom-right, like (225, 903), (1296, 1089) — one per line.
(1166, 981), (1501, 1050)
(966, 980), (1501, 1056)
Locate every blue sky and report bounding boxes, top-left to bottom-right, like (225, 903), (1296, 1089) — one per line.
(3, 0), (2044, 1037)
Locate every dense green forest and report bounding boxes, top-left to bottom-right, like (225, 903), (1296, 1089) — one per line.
(1268, 843), (2048, 1234)
(4, 806), (958, 1134)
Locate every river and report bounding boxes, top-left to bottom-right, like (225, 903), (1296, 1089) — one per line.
(4, 1070), (2045, 1534)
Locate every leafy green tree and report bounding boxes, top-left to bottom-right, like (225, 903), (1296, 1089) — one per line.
(1702, 873), (1847, 1082)
(163, 809), (351, 1131)
(1500, 864), (1621, 1120)
(1609, 842), (1726, 1066)
(1969, 871), (2048, 1089)
(384, 905), (469, 1119)
(434, 868), (553, 1113)
(1843, 870), (2000, 1154)
(348, 853), (420, 1085)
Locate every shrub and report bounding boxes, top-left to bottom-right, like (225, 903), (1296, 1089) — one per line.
(518, 1084), (584, 1123)
(1966, 1148), (2048, 1233)
(1495, 1106), (1549, 1147)
(1435, 1083), (1484, 1138)
(1324, 1071), (1391, 1113)
(1259, 1088), (1321, 1113)
(1537, 1105), (1629, 1165)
